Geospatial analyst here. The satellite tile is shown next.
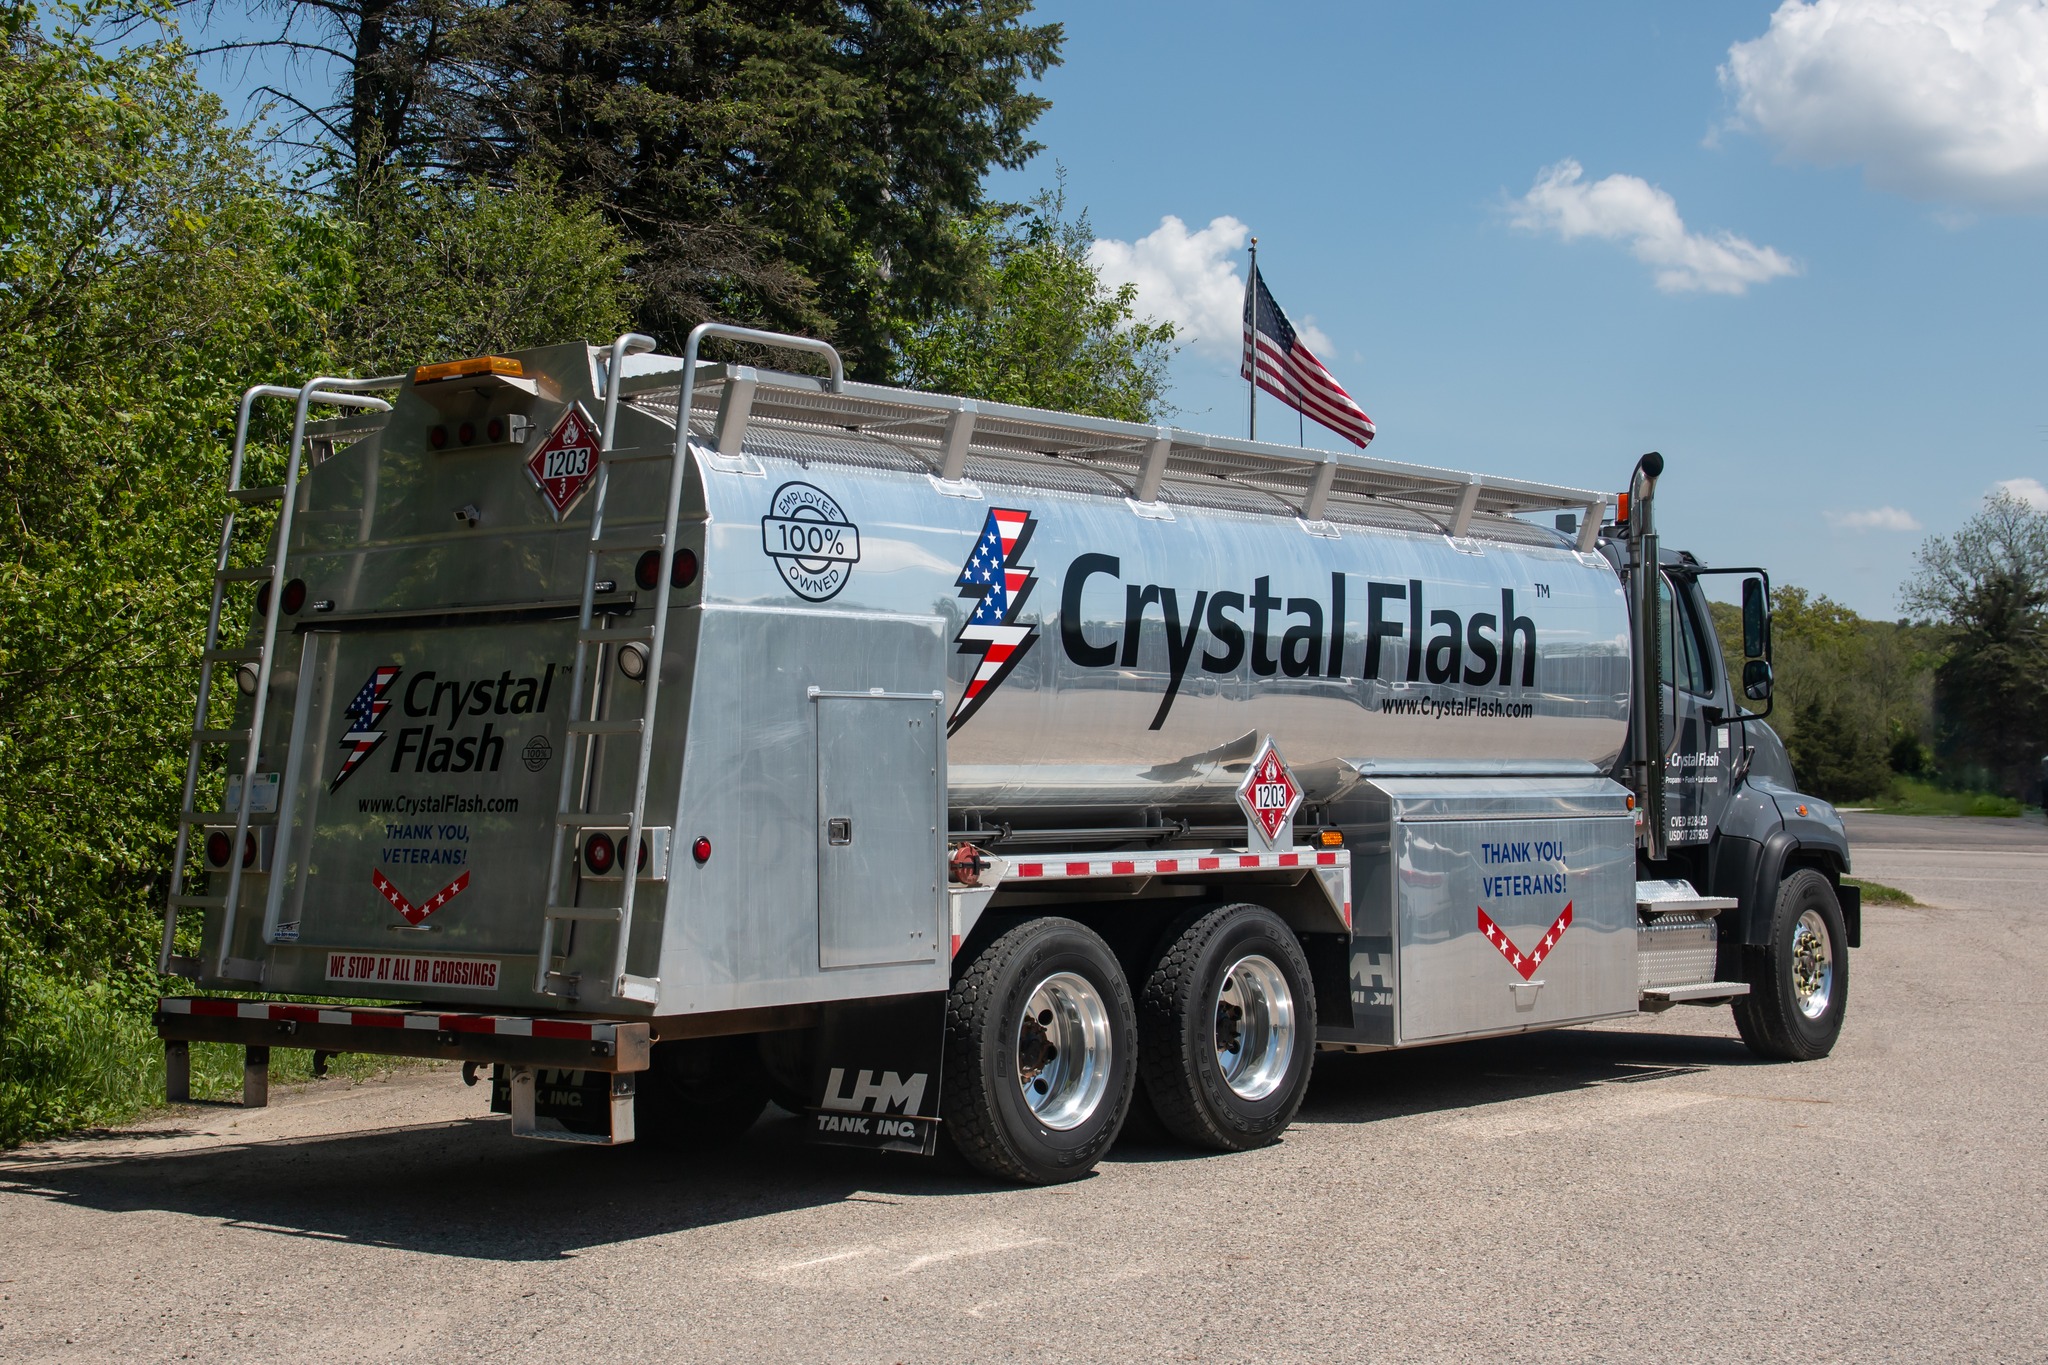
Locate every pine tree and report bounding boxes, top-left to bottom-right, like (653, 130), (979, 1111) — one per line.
(447, 0), (1062, 377)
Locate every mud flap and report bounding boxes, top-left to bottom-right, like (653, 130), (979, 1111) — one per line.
(803, 993), (947, 1156)
(491, 1065), (636, 1144)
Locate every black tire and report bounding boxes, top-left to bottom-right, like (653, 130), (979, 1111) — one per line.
(1733, 868), (1850, 1061)
(942, 915), (1137, 1185)
(634, 1034), (771, 1149)
(1138, 903), (1318, 1151)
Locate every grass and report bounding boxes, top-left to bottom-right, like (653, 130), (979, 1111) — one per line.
(0, 968), (417, 1149)
(1853, 776), (2026, 819)
(1844, 877), (1919, 907)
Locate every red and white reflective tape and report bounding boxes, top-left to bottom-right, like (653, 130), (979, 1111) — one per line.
(157, 997), (618, 1042)
(1008, 848), (1347, 880)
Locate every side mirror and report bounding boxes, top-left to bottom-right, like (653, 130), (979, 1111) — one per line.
(1742, 577), (1769, 659)
(1743, 658), (1774, 702)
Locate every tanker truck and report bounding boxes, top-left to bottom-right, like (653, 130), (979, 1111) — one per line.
(155, 325), (1856, 1184)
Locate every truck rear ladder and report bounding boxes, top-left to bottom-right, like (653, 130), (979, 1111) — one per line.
(536, 325), (847, 1004)
(161, 379), (397, 983)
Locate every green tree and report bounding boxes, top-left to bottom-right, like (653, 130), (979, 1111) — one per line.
(895, 186), (1176, 422)
(202, 0), (470, 173)
(1785, 696), (1892, 803)
(0, 0), (348, 993)
(444, 0), (1063, 377)
(1902, 490), (2048, 796)
(339, 162), (640, 373)
(0, 0), (644, 1142)
(1707, 586), (1939, 794)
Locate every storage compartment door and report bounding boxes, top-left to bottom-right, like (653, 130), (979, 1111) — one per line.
(1395, 812), (1636, 1043)
(816, 692), (944, 969)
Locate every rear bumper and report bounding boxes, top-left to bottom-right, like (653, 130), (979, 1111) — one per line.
(155, 996), (652, 1073)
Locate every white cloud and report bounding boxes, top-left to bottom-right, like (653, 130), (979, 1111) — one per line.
(1826, 506), (1924, 531)
(1993, 476), (2048, 508)
(1088, 215), (1336, 356)
(1508, 159), (1800, 295)
(1722, 0), (2048, 211)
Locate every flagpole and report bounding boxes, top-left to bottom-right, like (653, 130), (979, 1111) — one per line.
(1247, 237), (1259, 441)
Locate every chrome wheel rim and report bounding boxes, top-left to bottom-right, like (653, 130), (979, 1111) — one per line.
(1016, 971), (1113, 1130)
(1791, 909), (1834, 1020)
(1213, 953), (1296, 1102)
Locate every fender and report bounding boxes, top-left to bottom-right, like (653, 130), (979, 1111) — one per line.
(1745, 828), (1803, 946)
(1711, 827), (1856, 949)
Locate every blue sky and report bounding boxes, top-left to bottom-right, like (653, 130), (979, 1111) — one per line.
(987, 1), (2048, 617)
(191, 1), (2046, 617)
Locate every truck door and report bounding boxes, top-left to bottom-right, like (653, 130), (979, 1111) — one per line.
(1658, 573), (1732, 849)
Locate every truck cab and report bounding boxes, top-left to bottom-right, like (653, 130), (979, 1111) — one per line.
(1603, 451), (1855, 1061)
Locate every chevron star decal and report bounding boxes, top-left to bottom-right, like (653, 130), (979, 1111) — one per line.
(371, 868), (471, 927)
(1477, 903), (1574, 981)
(948, 507), (1038, 734)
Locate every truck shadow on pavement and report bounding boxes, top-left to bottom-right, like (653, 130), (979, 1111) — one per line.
(0, 1026), (1752, 1260)
(1288, 1024), (1753, 1129)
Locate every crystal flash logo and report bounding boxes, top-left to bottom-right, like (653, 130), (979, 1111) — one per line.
(331, 665), (400, 791)
(948, 507), (1037, 734)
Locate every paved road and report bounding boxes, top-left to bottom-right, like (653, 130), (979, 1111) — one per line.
(4, 814), (2045, 1362)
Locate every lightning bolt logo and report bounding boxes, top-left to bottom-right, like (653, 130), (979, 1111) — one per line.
(330, 665), (401, 791)
(948, 507), (1038, 735)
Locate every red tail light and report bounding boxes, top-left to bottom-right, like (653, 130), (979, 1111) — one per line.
(457, 420), (477, 446)
(583, 831), (615, 875)
(204, 831), (256, 868)
(636, 549), (700, 591)
(255, 580), (270, 615)
(635, 836), (650, 873)
(429, 425), (449, 450)
(486, 416), (505, 443)
(692, 836), (711, 865)
(281, 579), (307, 614)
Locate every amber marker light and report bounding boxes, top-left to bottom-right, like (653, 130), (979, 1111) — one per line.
(414, 356), (524, 385)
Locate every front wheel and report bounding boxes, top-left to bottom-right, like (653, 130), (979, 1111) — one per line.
(1734, 868), (1849, 1061)
(1138, 903), (1317, 1151)
(942, 916), (1137, 1184)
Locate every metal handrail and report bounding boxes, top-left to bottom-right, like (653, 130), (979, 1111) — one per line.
(600, 333), (658, 453)
(604, 326), (844, 995)
(539, 324), (844, 1002)
(161, 383), (306, 973)
(208, 375), (400, 978)
(536, 333), (655, 993)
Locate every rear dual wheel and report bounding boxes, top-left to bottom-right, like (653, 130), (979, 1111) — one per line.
(1138, 904), (1318, 1151)
(941, 905), (1318, 1184)
(942, 916), (1138, 1184)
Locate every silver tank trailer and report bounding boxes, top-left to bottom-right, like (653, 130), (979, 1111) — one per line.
(683, 429), (1631, 822)
(199, 342), (1630, 1011)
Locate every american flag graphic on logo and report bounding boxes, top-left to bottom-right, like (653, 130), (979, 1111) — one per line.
(948, 508), (1037, 735)
(330, 665), (401, 791)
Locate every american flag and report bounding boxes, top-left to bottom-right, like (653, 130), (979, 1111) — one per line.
(330, 665), (401, 791)
(1242, 264), (1375, 448)
(949, 508), (1037, 734)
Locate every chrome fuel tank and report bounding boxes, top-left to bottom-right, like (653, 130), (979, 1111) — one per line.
(680, 427), (1630, 819)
